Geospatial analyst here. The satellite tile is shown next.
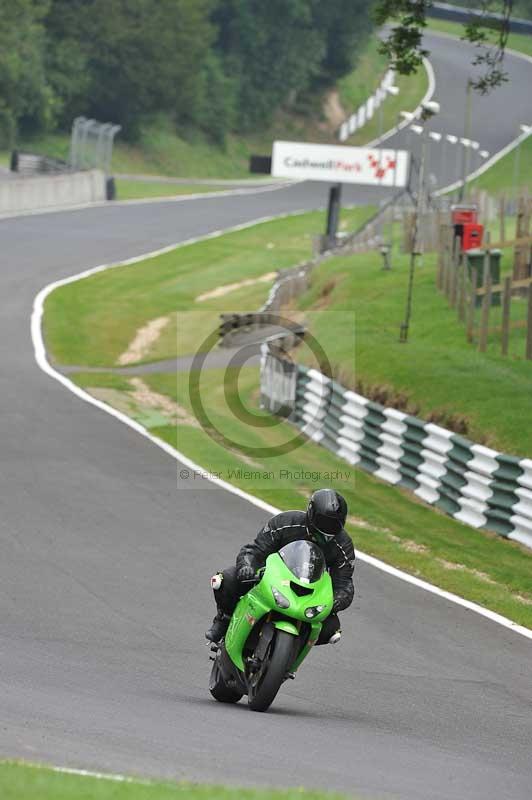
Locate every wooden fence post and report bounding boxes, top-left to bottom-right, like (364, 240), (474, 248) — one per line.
(527, 284), (532, 360)
(501, 276), (511, 356)
(458, 261), (467, 323)
(437, 225), (444, 289)
(456, 261), (463, 318)
(447, 235), (457, 304)
(514, 194), (531, 282)
(479, 266), (492, 353)
(499, 194), (506, 243)
(467, 269), (477, 343)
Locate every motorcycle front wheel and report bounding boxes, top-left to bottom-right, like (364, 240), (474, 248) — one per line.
(248, 630), (298, 712)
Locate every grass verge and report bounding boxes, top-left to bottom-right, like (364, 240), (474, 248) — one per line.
(42, 205), (373, 367)
(115, 180), (233, 200)
(337, 37), (388, 115)
(344, 66), (429, 147)
(43, 210), (532, 628)
(426, 18), (532, 57)
(469, 136), (532, 195)
(0, 762), (353, 800)
(297, 241), (532, 456)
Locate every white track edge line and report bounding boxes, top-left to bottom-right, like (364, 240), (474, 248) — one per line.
(31, 218), (532, 643)
(4, 761), (143, 783)
(427, 28), (532, 195)
(365, 57), (436, 148)
(435, 126), (532, 196)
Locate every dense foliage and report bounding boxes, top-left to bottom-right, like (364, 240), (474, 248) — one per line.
(1, 0), (374, 146)
(375, 0), (521, 92)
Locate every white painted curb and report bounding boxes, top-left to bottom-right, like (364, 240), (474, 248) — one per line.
(365, 57), (436, 148)
(31, 215), (532, 642)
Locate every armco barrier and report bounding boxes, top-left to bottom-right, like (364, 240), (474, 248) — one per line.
(261, 353), (532, 550)
(0, 169), (106, 215)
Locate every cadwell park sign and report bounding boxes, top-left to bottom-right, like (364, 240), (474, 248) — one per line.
(272, 140), (410, 188)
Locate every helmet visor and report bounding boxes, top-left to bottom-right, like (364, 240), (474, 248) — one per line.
(309, 511), (343, 539)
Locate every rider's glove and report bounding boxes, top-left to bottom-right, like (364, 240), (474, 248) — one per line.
(237, 564), (255, 583)
(332, 594), (347, 614)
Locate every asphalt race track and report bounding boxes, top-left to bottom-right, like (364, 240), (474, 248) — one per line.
(1, 32), (531, 800)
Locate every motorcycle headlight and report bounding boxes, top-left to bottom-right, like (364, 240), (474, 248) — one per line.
(271, 586), (290, 609)
(305, 605), (326, 619)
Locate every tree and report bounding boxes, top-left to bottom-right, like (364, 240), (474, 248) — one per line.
(312, 0), (374, 85)
(43, 0), (215, 138)
(213, 0), (325, 130)
(0, 0), (54, 145)
(375, 0), (517, 93)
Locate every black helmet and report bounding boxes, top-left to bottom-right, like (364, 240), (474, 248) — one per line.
(306, 489), (347, 542)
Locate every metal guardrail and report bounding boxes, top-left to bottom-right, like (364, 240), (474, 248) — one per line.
(260, 352), (532, 550)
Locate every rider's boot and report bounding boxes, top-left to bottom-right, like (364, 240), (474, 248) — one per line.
(205, 610), (231, 643)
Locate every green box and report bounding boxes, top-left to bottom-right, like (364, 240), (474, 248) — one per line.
(466, 249), (501, 307)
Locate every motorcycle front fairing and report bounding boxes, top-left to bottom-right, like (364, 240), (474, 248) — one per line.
(225, 543), (334, 673)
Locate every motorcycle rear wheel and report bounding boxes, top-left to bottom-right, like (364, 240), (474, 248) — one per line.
(209, 654), (243, 703)
(248, 630), (297, 712)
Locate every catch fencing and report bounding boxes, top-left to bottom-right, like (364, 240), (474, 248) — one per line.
(260, 351), (532, 551)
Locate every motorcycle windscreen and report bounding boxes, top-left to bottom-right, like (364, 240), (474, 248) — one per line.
(278, 540), (325, 583)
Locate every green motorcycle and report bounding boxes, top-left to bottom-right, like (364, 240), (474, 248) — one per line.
(209, 539), (334, 712)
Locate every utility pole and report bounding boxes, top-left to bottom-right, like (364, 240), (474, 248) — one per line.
(458, 79), (473, 201)
(399, 101), (440, 343)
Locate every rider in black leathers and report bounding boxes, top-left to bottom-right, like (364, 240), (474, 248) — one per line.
(206, 489), (355, 644)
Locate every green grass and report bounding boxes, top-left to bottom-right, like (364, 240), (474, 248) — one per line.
(42, 206), (532, 627)
(337, 31), (429, 147)
(69, 362), (532, 629)
(7, 90), (343, 181)
(426, 17), (532, 57)
(337, 37), (388, 112)
(469, 136), (532, 195)
(115, 180), (232, 200)
(297, 242), (532, 456)
(345, 67), (429, 146)
(43, 205), (374, 368)
(0, 762), (354, 800)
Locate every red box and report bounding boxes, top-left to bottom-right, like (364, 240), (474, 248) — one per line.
(462, 222), (484, 251)
(451, 205), (478, 225)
